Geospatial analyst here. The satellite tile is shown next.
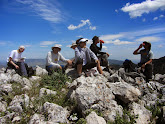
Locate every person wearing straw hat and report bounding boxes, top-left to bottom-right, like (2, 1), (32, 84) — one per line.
(74, 38), (103, 76)
(46, 44), (72, 74)
(133, 41), (154, 82)
(6, 46), (28, 77)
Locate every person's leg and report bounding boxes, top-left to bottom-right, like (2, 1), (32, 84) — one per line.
(144, 64), (152, 82)
(77, 64), (83, 75)
(96, 61), (103, 74)
(19, 62), (28, 77)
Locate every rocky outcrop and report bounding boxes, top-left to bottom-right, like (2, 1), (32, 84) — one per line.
(86, 111), (106, 124)
(0, 65), (165, 123)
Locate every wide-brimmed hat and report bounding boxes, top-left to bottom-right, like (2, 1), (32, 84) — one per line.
(92, 36), (99, 41)
(51, 44), (61, 51)
(70, 42), (77, 48)
(79, 38), (88, 43)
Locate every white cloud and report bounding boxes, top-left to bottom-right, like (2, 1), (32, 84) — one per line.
(115, 9), (118, 13)
(0, 42), (6, 46)
(16, 0), (63, 23)
(160, 14), (164, 18)
(121, 0), (165, 18)
(142, 18), (146, 22)
(68, 19), (96, 30)
(40, 41), (57, 46)
(102, 46), (107, 50)
(100, 34), (124, 40)
(105, 39), (133, 45)
(158, 44), (163, 48)
(24, 45), (31, 47)
(153, 17), (158, 20)
(135, 36), (160, 42)
(76, 35), (83, 38)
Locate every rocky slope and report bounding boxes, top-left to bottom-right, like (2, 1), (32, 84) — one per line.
(0, 66), (165, 124)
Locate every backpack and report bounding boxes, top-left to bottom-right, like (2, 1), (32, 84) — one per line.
(123, 59), (136, 72)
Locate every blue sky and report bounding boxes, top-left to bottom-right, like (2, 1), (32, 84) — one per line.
(0, 0), (165, 62)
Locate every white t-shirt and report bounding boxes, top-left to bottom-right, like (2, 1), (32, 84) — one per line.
(7, 50), (22, 62)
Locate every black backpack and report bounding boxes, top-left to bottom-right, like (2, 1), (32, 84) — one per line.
(123, 59), (136, 72)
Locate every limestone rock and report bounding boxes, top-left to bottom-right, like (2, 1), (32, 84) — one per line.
(8, 94), (29, 113)
(109, 82), (141, 103)
(129, 102), (152, 124)
(39, 88), (57, 97)
(0, 83), (12, 94)
(43, 102), (69, 123)
(86, 111), (106, 124)
(35, 66), (48, 76)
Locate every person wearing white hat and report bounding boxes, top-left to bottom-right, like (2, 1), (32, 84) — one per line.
(6, 46), (28, 76)
(46, 44), (72, 74)
(74, 38), (103, 76)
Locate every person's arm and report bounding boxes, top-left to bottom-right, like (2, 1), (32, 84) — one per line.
(9, 57), (19, 69)
(75, 47), (83, 59)
(88, 48), (98, 62)
(141, 59), (152, 68)
(133, 44), (143, 55)
(90, 44), (106, 55)
(141, 51), (153, 68)
(59, 53), (72, 65)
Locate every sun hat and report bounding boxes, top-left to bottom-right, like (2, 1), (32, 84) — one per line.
(79, 38), (88, 43)
(52, 44), (61, 51)
(70, 42), (77, 48)
(19, 46), (25, 49)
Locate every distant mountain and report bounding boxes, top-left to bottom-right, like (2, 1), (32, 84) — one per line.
(108, 59), (123, 65)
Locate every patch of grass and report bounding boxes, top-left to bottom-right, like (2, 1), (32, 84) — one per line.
(76, 118), (87, 124)
(107, 110), (138, 124)
(40, 70), (71, 91)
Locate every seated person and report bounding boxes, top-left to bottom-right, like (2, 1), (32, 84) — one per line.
(90, 36), (110, 70)
(69, 42), (77, 68)
(74, 38), (103, 76)
(46, 44), (72, 74)
(7, 46), (28, 77)
(133, 41), (154, 82)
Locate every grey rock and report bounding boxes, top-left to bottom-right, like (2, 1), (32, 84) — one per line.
(11, 74), (23, 84)
(39, 88), (57, 97)
(22, 78), (33, 90)
(86, 111), (106, 124)
(107, 73), (121, 82)
(12, 116), (21, 123)
(29, 76), (41, 82)
(43, 102), (69, 123)
(0, 83), (12, 94)
(0, 101), (7, 112)
(154, 74), (165, 83)
(109, 82), (141, 103)
(35, 65), (48, 76)
(0, 73), (11, 84)
(8, 94), (29, 113)
(129, 102), (152, 124)
(29, 114), (45, 124)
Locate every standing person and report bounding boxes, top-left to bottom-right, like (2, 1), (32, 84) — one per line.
(133, 41), (154, 82)
(90, 36), (110, 71)
(7, 46), (28, 77)
(75, 38), (103, 76)
(46, 44), (72, 74)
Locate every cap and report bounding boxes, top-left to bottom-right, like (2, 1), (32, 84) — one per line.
(19, 46), (25, 49)
(79, 38), (88, 43)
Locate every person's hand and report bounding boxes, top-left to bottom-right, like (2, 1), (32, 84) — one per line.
(106, 53), (110, 57)
(15, 65), (19, 69)
(59, 66), (62, 70)
(139, 44), (143, 49)
(95, 60), (99, 63)
(67, 60), (72, 65)
(141, 64), (145, 68)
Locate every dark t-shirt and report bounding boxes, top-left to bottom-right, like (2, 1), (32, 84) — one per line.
(139, 49), (154, 63)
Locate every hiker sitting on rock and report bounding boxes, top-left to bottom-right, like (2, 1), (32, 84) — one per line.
(7, 46), (28, 77)
(133, 41), (154, 82)
(90, 36), (110, 71)
(74, 38), (103, 76)
(46, 44), (72, 74)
